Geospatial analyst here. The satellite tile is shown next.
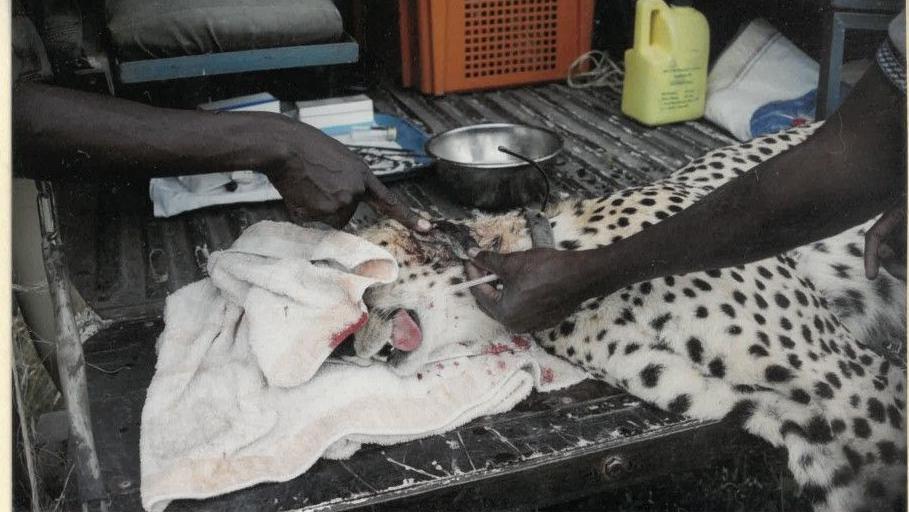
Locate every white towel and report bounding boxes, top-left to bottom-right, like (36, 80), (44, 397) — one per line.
(206, 221), (400, 387)
(705, 19), (819, 141)
(140, 221), (586, 512)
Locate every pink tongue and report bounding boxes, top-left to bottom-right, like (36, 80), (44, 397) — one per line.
(391, 310), (422, 352)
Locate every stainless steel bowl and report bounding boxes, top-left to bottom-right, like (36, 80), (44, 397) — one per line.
(425, 123), (563, 210)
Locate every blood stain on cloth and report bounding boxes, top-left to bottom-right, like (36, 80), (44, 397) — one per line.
(512, 336), (531, 350)
(541, 367), (555, 384)
(484, 343), (512, 355)
(330, 312), (368, 348)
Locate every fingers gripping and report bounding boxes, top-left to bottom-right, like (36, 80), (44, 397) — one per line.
(471, 251), (506, 273)
(465, 260), (502, 318)
(364, 172), (430, 232)
(865, 205), (906, 279)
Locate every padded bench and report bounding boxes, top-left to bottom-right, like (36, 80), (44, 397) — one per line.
(102, 0), (359, 83)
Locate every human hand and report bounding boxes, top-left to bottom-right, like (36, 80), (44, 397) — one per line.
(865, 202), (906, 282)
(464, 248), (597, 333)
(265, 120), (430, 232)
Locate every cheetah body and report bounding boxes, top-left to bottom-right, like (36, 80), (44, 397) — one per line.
(356, 125), (907, 511)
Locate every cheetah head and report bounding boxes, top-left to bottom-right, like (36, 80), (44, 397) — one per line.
(351, 213), (532, 375)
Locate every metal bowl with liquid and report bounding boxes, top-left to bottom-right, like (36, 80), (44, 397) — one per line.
(425, 123), (562, 210)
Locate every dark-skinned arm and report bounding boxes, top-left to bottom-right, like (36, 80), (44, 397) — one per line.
(468, 64), (906, 332)
(12, 81), (430, 231)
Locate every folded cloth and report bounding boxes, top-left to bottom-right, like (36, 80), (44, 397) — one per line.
(212, 221), (400, 386)
(140, 221), (586, 512)
(705, 19), (819, 141)
(149, 171), (281, 218)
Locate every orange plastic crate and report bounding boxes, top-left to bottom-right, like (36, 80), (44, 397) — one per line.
(399, 0), (595, 95)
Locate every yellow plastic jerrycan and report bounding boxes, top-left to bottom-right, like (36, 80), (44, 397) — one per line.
(621, 0), (709, 126)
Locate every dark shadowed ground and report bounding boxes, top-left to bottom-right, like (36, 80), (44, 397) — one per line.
(546, 445), (811, 512)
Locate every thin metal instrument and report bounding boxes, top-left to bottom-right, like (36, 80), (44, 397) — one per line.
(447, 273), (499, 293)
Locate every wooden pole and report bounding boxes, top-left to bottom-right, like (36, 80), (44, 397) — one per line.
(36, 182), (108, 511)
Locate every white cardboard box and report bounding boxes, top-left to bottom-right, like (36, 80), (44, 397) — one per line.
(199, 92), (281, 113)
(296, 94), (374, 129)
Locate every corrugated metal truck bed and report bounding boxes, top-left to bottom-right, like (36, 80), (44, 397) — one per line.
(61, 84), (773, 510)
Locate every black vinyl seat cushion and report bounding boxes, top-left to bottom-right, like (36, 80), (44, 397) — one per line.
(106, 0), (344, 60)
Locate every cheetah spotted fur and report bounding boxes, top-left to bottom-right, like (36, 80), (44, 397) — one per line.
(355, 125), (907, 512)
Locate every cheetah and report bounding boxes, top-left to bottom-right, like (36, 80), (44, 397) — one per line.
(354, 125), (907, 512)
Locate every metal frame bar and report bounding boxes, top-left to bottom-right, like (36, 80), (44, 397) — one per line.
(115, 38), (360, 84)
(817, 10), (898, 119)
(36, 182), (108, 511)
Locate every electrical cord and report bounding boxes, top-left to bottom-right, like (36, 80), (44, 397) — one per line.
(566, 50), (624, 93)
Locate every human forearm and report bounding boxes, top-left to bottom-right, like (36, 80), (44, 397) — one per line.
(12, 82), (431, 231)
(573, 65), (905, 299)
(12, 81), (301, 180)
(468, 64), (905, 333)
(575, 154), (893, 298)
